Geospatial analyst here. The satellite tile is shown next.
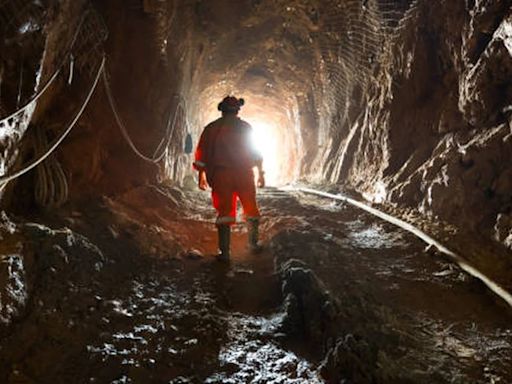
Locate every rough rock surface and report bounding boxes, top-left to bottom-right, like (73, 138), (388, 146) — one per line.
(0, 211), (104, 329)
(266, 191), (512, 383)
(314, 1), (512, 251)
(2, 0), (511, 252)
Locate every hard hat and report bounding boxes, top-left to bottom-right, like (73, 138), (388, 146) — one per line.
(218, 96), (245, 112)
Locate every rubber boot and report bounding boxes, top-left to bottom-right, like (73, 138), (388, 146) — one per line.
(216, 224), (231, 261)
(247, 218), (263, 253)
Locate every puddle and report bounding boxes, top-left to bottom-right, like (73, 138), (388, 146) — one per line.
(206, 313), (324, 384)
(346, 221), (409, 249)
(86, 266), (320, 383)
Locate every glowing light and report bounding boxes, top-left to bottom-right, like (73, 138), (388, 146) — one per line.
(249, 120), (279, 186)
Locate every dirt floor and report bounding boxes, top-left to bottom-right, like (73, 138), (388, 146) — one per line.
(0, 184), (511, 383)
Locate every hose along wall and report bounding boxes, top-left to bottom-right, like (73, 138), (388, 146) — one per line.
(1, 66), (185, 204)
(0, 62), (190, 200)
(297, 187), (512, 309)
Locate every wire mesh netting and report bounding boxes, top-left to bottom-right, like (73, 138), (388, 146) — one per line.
(0, 1), (108, 197)
(315, 0), (420, 111)
(0, 1), (108, 125)
(73, 7), (108, 78)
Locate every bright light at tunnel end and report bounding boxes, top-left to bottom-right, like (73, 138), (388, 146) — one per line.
(249, 119), (280, 186)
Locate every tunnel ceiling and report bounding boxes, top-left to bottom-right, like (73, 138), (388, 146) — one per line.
(1, 0), (512, 252)
(191, 1), (317, 88)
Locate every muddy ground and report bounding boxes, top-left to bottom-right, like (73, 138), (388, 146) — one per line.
(0, 184), (511, 383)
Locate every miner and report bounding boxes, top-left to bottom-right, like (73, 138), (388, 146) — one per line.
(193, 96), (265, 261)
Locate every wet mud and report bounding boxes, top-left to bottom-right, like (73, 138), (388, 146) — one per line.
(0, 185), (511, 383)
(266, 189), (512, 383)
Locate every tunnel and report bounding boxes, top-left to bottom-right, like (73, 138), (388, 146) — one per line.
(1, 0), (512, 382)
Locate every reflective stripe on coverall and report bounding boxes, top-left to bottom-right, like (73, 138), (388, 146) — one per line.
(194, 116), (262, 225)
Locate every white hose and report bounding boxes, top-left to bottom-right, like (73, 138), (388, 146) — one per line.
(0, 67), (62, 125)
(0, 57), (105, 186)
(0, 11), (90, 125)
(296, 187), (512, 308)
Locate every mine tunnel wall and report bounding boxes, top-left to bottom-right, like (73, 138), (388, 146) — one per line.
(1, 0), (511, 251)
(313, 0), (512, 249)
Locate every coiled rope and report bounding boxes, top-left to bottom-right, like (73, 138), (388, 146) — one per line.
(0, 55), (185, 192)
(33, 125), (69, 207)
(0, 56), (105, 187)
(102, 68), (188, 163)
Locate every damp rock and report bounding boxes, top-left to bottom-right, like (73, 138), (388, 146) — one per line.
(278, 259), (339, 349)
(0, 212), (17, 235)
(184, 249), (204, 260)
(0, 253), (28, 325)
(319, 334), (376, 384)
(494, 213), (512, 250)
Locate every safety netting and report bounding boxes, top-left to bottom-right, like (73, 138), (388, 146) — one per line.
(0, 0), (422, 197)
(0, 1), (108, 205)
(314, 0), (419, 114)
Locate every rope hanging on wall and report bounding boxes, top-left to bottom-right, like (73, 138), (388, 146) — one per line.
(0, 10), (92, 127)
(315, 0), (420, 109)
(32, 125), (69, 208)
(102, 67), (190, 164)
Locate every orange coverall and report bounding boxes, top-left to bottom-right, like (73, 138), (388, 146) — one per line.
(194, 115), (262, 225)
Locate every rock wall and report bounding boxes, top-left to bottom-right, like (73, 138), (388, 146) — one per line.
(52, 0), (197, 197)
(0, 0), (86, 205)
(1, 0), (197, 212)
(312, 0), (512, 250)
(1, 0), (511, 249)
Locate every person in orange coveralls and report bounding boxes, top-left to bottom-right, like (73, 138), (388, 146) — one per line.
(193, 96), (265, 261)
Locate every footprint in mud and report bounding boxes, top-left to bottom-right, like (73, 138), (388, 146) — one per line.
(86, 276), (226, 382)
(86, 259), (323, 383)
(204, 314), (323, 384)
